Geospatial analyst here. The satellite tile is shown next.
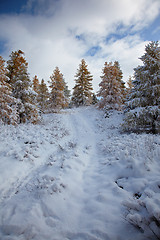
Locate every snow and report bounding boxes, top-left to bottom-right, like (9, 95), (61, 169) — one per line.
(0, 106), (160, 240)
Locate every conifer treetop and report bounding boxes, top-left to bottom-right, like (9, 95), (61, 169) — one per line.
(7, 50), (31, 96)
(50, 66), (65, 91)
(98, 61), (124, 110)
(72, 59), (93, 106)
(32, 75), (40, 94)
(6, 50), (40, 123)
(49, 66), (68, 109)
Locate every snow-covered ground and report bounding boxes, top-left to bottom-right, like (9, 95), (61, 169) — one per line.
(0, 106), (160, 240)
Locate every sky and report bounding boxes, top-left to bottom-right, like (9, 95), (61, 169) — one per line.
(0, 0), (160, 92)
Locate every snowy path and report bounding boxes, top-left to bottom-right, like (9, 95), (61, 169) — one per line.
(58, 108), (127, 240)
(0, 107), (160, 240)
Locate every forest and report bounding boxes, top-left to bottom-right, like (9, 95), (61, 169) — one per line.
(0, 41), (160, 134)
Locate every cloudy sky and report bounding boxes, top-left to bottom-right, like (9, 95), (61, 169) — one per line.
(0, 0), (160, 92)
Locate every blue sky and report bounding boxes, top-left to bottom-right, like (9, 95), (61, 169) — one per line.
(0, 0), (24, 14)
(0, 0), (160, 91)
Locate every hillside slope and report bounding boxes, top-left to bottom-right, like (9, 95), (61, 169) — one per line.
(0, 107), (160, 240)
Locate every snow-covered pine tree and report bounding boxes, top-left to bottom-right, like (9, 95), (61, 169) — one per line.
(32, 75), (40, 94)
(114, 61), (126, 102)
(97, 61), (124, 110)
(126, 76), (133, 94)
(92, 93), (98, 105)
(64, 81), (71, 107)
(72, 59), (93, 106)
(0, 56), (18, 124)
(7, 50), (39, 123)
(123, 41), (160, 134)
(48, 67), (67, 110)
(32, 75), (40, 106)
(123, 76), (134, 112)
(38, 79), (49, 113)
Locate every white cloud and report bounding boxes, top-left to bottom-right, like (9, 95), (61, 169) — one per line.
(0, 0), (160, 92)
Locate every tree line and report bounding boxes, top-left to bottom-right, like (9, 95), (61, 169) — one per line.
(0, 41), (160, 133)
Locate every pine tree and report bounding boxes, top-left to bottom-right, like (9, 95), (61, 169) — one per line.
(97, 61), (124, 110)
(126, 76), (133, 94)
(48, 67), (67, 110)
(123, 41), (160, 134)
(114, 61), (126, 101)
(32, 75), (40, 107)
(32, 75), (40, 94)
(92, 93), (98, 105)
(123, 76), (134, 112)
(64, 81), (71, 107)
(38, 79), (49, 113)
(72, 59), (93, 106)
(7, 50), (39, 123)
(0, 56), (17, 124)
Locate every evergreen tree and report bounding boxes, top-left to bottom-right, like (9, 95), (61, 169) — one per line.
(72, 59), (93, 106)
(0, 56), (17, 124)
(32, 75), (40, 106)
(92, 93), (98, 105)
(38, 79), (49, 113)
(126, 76), (133, 94)
(64, 81), (71, 106)
(32, 75), (40, 94)
(48, 67), (67, 110)
(97, 61), (124, 110)
(64, 82), (71, 104)
(123, 41), (160, 134)
(7, 50), (39, 123)
(123, 76), (134, 111)
(114, 61), (126, 101)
